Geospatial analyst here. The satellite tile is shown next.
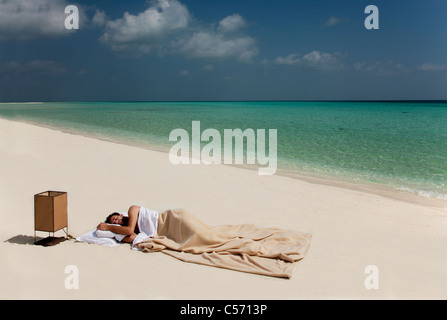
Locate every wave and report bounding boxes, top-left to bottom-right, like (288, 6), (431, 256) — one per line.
(397, 187), (447, 200)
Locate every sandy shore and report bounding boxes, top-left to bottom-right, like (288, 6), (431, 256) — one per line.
(1, 117), (446, 300)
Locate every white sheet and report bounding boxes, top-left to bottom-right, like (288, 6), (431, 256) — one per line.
(137, 207), (158, 237)
(131, 232), (149, 250)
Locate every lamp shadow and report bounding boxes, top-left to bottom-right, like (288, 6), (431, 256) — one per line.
(5, 234), (69, 246)
(4, 234), (41, 245)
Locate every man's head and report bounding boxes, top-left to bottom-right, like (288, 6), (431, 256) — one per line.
(105, 212), (128, 225)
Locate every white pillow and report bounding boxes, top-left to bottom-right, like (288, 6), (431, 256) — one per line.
(95, 229), (126, 242)
(76, 230), (119, 247)
(95, 229), (116, 239)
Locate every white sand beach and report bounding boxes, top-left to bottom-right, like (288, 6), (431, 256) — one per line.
(1, 117), (446, 300)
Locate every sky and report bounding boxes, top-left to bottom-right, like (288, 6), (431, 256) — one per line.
(0, 0), (446, 101)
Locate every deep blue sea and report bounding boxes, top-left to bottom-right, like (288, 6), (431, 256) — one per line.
(1, 101), (446, 199)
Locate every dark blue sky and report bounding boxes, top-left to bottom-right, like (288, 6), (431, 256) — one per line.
(1, 0), (446, 101)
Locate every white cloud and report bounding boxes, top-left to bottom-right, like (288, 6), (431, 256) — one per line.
(274, 54), (300, 65)
(178, 13), (257, 63)
(179, 31), (258, 63)
(217, 14), (246, 33)
(202, 64), (214, 71)
(99, 0), (190, 53)
(178, 69), (190, 76)
(99, 0), (258, 63)
(274, 51), (342, 71)
(418, 63), (447, 71)
(323, 16), (340, 27)
(92, 9), (107, 27)
(1, 60), (68, 76)
(354, 61), (409, 76)
(0, 0), (84, 41)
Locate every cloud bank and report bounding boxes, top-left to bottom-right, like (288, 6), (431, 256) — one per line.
(98, 0), (258, 62)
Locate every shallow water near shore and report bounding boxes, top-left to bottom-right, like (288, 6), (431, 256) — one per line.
(1, 100), (446, 200)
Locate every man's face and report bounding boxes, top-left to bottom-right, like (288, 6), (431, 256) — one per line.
(110, 214), (123, 225)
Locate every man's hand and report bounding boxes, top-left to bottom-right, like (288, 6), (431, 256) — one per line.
(96, 222), (110, 231)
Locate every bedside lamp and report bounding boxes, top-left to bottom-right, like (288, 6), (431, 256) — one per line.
(34, 191), (68, 246)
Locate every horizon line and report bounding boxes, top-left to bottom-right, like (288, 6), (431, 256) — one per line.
(1, 99), (447, 103)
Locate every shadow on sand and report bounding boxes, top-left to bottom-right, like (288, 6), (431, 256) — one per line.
(4, 234), (39, 245)
(5, 232), (72, 246)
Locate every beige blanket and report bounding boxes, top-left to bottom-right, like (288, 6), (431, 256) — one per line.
(136, 209), (312, 278)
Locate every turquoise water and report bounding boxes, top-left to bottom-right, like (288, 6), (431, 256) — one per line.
(1, 101), (446, 199)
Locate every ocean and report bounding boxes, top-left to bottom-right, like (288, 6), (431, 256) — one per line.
(1, 101), (446, 199)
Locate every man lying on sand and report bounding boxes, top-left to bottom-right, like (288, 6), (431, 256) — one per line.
(96, 205), (311, 278)
(97, 205), (157, 244)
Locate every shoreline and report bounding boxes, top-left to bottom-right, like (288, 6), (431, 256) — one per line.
(3, 116), (446, 211)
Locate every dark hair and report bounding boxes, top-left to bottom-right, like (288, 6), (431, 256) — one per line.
(105, 212), (129, 226)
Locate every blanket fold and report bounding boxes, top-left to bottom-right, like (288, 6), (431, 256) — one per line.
(136, 209), (311, 278)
